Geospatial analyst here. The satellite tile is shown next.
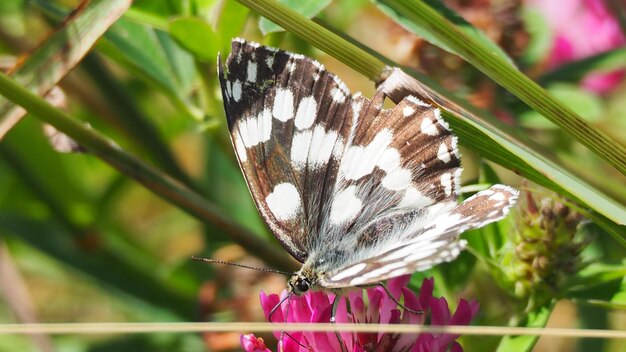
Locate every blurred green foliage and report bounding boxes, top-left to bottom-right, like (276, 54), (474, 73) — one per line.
(0, 0), (625, 351)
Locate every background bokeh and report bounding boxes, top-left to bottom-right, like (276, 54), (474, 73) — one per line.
(0, 0), (624, 351)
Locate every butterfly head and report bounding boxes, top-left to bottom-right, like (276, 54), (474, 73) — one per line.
(288, 267), (322, 295)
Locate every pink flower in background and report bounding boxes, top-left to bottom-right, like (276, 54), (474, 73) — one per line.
(526, 0), (626, 93)
(241, 334), (272, 352)
(241, 276), (479, 352)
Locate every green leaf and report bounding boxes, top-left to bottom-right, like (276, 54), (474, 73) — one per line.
(130, 0), (180, 18)
(520, 8), (553, 64)
(0, 0), (132, 138)
(259, 0), (331, 34)
(567, 262), (626, 300)
(611, 275), (626, 305)
(204, 137), (267, 236)
(374, 0), (515, 66)
(539, 47), (626, 85)
(520, 84), (604, 129)
(0, 214), (198, 320)
(169, 16), (221, 61)
(100, 18), (195, 103)
(433, 250), (476, 292)
(375, 0), (626, 177)
(496, 300), (556, 352)
(216, 0), (249, 52)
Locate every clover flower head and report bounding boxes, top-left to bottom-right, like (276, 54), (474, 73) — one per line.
(242, 276), (479, 352)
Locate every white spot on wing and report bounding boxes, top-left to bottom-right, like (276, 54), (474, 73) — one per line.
(309, 126), (338, 167)
(226, 81), (232, 98)
(434, 108), (450, 130)
(382, 169), (412, 191)
(312, 60), (325, 70)
(402, 106), (415, 117)
(451, 136), (460, 158)
(330, 185), (362, 224)
(266, 56), (274, 68)
(291, 130), (312, 168)
(377, 148), (400, 172)
(348, 276), (368, 285)
(346, 101), (362, 145)
(331, 87), (346, 103)
(266, 183), (301, 221)
(291, 127), (338, 170)
(398, 186), (434, 208)
(341, 129), (394, 180)
(232, 80), (242, 102)
(258, 109), (273, 143)
(437, 142), (451, 163)
(332, 136), (344, 160)
(330, 263), (367, 281)
(406, 95), (430, 107)
(294, 96), (317, 130)
(480, 189), (494, 196)
(358, 261), (405, 280)
(238, 109), (272, 148)
(441, 172), (453, 196)
(246, 61), (257, 82)
(272, 88), (294, 122)
(489, 191), (506, 201)
(383, 240), (445, 262)
(420, 117), (438, 136)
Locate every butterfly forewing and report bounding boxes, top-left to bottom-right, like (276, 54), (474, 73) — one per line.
(219, 39), (357, 262)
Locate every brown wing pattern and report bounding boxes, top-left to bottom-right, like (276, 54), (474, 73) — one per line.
(310, 93), (463, 259)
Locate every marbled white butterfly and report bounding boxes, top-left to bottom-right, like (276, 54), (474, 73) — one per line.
(219, 38), (518, 295)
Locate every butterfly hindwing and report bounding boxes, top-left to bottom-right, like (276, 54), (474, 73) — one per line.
(219, 39), (357, 262)
(321, 185), (518, 287)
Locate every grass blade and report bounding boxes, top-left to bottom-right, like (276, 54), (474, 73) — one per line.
(375, 0), (626, 177)
(0, 0), (132, 138)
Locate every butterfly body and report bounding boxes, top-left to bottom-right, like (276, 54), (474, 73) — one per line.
(219, 38), (518, 292)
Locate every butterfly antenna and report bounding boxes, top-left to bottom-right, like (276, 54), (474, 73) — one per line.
(275, 293), (309, 351)
(330, 296), (348, 352)
(191, 256), (293, 276)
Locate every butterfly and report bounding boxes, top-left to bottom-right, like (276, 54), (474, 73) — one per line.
(218, 38), (518, 296)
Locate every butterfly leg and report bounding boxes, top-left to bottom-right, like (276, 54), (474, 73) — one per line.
(378, 282), (424, 315)
(270, 294), (309, 351)
(330, 295), (348, 352)
(268, 294), (290, 323)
